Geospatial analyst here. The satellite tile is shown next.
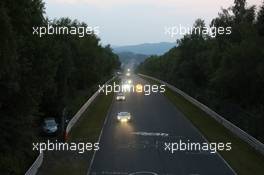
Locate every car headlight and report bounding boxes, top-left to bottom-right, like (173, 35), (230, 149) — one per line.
(121, 118), (128, 122)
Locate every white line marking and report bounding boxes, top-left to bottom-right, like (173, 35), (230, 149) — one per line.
(131, 132), (169, 137)
(183, 115), (237, 175)
(87, 96), (115, 175)
(129, 172), (158, 175)
(102, 171), (128, 175)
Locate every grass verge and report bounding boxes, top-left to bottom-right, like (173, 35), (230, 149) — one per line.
(143, 76), (264, 175)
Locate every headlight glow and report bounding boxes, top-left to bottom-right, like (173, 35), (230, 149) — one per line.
(121, 118), (128, 122)
(123, 84), (131, 91)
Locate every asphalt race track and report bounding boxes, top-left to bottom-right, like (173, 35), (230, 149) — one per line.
(88, 75), (235, 175)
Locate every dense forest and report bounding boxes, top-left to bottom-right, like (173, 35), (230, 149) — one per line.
(0, 0), (120, 174)
(138, 0), (264, 142)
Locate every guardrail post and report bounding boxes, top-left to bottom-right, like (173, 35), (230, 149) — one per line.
(63, 131), (68, 142)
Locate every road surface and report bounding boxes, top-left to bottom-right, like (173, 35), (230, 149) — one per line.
(88, 75), (235, 175)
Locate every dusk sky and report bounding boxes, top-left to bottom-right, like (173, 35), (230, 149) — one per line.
(44, 0), (262, 46)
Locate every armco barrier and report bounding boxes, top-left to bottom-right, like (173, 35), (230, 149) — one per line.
(139, 74), (264, 155)
(25, 152), (43, 175)
(25, 76), (115, 175)
(65, 76), (116, 138)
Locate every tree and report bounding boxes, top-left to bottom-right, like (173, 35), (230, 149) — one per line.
(137, 0), (264, 142)
(257, 1), (264, 36)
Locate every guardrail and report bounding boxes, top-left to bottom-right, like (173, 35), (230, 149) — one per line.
(25, 152), (44, 175)
(65, 76), (116, 139)
(25, 76), (115, 175)
(139, 74), (264, 155)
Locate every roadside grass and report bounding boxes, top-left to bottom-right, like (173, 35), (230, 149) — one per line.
(37, 88), (114, 175)
(143, 76), (264, 175)
(68, 93), (114, 142)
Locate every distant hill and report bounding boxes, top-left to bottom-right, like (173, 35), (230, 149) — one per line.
(117, 52), (148, 65)
(113, 42), (176, 55)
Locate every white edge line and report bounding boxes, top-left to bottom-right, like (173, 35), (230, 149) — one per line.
(188, 121), (237, 175)
(139, 74), (237, 175)
(86, 92), (115, 175)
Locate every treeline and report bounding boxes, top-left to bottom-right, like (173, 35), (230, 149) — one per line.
(137, 0), (264, 142)
(0, 0), (120, 174)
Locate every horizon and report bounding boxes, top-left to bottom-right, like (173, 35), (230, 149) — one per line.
(112, 41), (175, 48)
